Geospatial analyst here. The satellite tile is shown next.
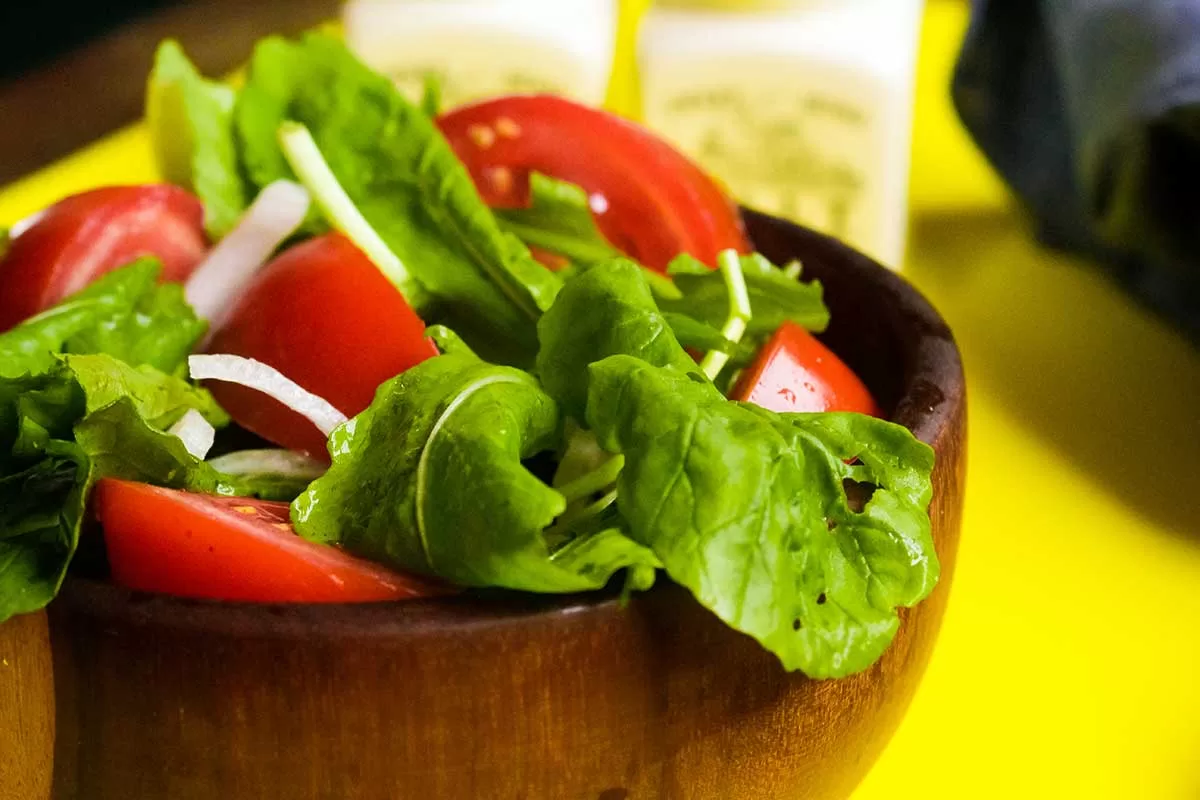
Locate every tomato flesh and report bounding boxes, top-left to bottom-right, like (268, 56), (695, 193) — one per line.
(0, 185), (207, 331)
(205, 233), (438, 459)
(437, 95), (749, 271)
(93, 479), (446, 603)
(733, 322), (880, 416)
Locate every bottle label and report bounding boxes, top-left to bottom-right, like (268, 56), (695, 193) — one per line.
(643, 63), (890, 261)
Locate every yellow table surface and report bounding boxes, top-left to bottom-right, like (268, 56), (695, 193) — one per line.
(1, 2), (1197, 797)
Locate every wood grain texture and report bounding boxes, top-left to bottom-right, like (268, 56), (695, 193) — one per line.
(47, 212), (967, 800)
(0, 610), (54, 800)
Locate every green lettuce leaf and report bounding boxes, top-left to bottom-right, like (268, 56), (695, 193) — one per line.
(234, 33), (560, 365)
(292, 352), (658, 593)
(0, 443), (89, 620)
(64, 354), (227, 429)
(74, 399), (236, 496)
(0, 354), (235, 621)
(147, 40), (248, 238)
(0, 259), (206, 379)
(662, 252), (830, 338)
(535, 258), (698, 421)
(584, 355), (938, 678)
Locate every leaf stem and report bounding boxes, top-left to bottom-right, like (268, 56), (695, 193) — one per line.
(546, 488), (619, 540)
(276, 121), (419, 299)
(557, 453), (625, 505)
(700, 249), (753, 380)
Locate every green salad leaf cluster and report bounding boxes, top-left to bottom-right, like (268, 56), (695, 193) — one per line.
(0, 264), (303, 620)
(0, 33), (939, 679)
(152, 33), (561, 366)
(0, 263), (222, 618)
(295, 258), (938, 677)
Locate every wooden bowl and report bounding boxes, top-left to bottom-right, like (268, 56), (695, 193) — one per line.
(46, 212), (966, 800)
(0, 611), (54, 800)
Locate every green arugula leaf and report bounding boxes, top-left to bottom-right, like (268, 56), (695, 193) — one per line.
(234, 33), (560, 365)
(425, 324), (480, 360)
(0, 355), (236, 622)
(662, 252), (830, 338)
(292, 352), (658, 593)
(496, 173), (623, 265)
(147, 40), (248, 238)
(499, 174), (682, 300)
(584, 355), (938, 678)
(0, 259), (206, 379)
(536, 258), (698, 421)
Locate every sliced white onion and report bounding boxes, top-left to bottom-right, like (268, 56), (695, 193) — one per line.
(169, 409), (216, 460)
(185, 180), (311, 326)
(206, 448), (326, 480)
(188, 354), (347, 437)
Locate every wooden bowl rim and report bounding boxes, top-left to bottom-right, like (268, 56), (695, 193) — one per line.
(59, 211), (965, 640)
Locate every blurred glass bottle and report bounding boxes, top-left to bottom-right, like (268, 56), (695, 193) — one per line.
(639, 0), (924, 268)
(343, 0), (617, 109)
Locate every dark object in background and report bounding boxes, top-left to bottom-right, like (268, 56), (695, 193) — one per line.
(0, 0), (337, 185)
(0, 3), (173, 81)
(953, 0), (1200, 343)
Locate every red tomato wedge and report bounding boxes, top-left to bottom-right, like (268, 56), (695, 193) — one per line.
(206, 233), (438, 459)
(437, 95), (749, 271)
(93, 479), (446, 603)
(0, 185), (207, 331)
(733, 322), (880, 416)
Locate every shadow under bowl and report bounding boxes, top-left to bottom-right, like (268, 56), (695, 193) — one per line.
(47, 211), (967, 800)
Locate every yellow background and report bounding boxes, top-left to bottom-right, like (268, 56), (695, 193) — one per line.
(0, 2), (1197, 797)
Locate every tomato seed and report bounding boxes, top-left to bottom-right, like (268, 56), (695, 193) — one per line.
(467, 124), (496, 149)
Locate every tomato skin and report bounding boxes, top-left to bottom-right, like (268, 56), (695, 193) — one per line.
(206, 233), (438, 459)
(93, 479), (446, 603)
(0, 185), (208, 331)
(733, 322), (880, 416)
(437, 95), (749, 271)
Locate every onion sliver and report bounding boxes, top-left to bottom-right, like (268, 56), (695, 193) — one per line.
(185, 180), (311, 326)
(188, 354), (347, 437)
(207, 449), (326, 480)
(169, 409), (216, 459)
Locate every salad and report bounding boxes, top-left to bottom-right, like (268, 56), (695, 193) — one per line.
(0, 34), (938, 679)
